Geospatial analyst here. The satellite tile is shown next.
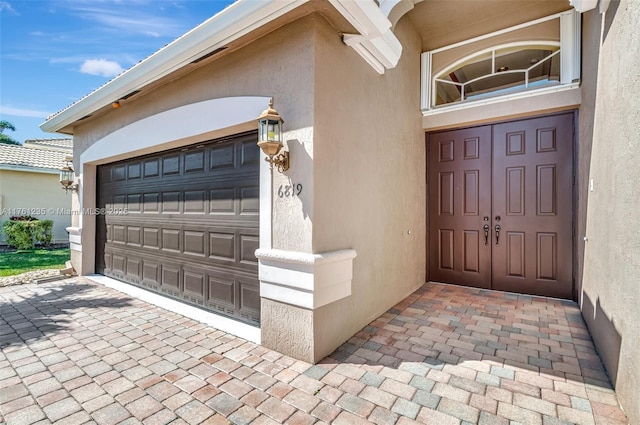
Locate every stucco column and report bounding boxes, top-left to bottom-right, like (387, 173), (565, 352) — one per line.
(256, 122), (358, 363)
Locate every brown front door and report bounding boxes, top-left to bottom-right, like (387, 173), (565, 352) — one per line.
(428, 113), (573, 298)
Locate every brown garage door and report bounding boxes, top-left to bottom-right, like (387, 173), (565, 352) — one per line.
(96, 132), (260, 325)
(428, 113), (574, 299)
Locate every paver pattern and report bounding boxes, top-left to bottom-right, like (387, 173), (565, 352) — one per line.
(0, 278), (629, 424)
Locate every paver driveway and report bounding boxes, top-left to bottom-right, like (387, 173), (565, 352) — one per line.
(0, 278), (628, 424)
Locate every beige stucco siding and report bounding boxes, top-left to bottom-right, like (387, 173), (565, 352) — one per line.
(309, 15), (425, 360)
(72, 15), (319, 254)
(578, 3), (640, 424)
(0, 170), (71, 244)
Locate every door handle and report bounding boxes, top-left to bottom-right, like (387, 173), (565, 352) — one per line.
(483, 224), (490, 245)
(495, 224), (501, 245)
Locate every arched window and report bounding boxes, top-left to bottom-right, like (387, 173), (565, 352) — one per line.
(421, 10), (581, 112)
(433, 42), (560, 106)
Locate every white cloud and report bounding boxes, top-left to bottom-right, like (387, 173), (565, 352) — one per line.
(0, 106), (51, 118)
(80, 59), (124, 77)
(0, 2), (18, 15)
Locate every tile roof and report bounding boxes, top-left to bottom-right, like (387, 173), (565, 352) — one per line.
(23, 138), (73, 152)
(0, 143), (68, 172)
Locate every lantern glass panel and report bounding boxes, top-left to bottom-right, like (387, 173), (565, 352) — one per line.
(267, 119), (280, 142)
(60, 168), (73, 183)
(259, 118), (267, 142)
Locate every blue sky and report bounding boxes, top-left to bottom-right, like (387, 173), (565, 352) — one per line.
(0, 0), (234, 143)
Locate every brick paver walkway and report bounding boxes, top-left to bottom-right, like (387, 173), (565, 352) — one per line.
(0, 278), (628, 424)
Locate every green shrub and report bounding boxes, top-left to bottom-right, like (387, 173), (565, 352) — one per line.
(2, 216), (53, 250)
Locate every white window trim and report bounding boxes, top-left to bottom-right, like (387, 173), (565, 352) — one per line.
(421, 9), (580, 114)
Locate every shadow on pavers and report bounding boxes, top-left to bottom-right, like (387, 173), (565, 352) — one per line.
(0, 280), (132, 349)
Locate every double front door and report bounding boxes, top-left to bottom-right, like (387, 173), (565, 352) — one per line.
(428, 113), (573, 299)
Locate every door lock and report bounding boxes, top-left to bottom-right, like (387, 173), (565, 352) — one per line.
(483, 224), (490, 245)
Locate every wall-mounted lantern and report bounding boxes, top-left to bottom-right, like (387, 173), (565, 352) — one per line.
(60, 155), (78, 193)
(257, 98), (289, 173)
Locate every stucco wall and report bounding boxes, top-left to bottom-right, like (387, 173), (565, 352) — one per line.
(0, 170), (71, 244)
(309, 15), (425, 360)
(578, 2), (640, 424)
(71, 15), (319, 261)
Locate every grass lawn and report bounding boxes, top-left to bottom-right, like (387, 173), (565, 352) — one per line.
(0, 248), (70, 277)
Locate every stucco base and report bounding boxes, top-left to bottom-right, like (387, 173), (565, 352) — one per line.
(70, 249), (83, 276)
(261, 298), (315, 363)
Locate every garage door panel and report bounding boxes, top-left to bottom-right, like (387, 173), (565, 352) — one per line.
(112, 225), (126, 244)
(127, 226), (142, 246)
(241, 139), (260, 165)
(208, 275), (235, 309)
(163, 155), (180, 175)
(112, 254), (125, 276)
(240, 185), (260, 214)
(128, 162), (142, 180)
(144, 159), (160, 178)
(183, 268), (206, 299)
(142, 261), (160, 287)
(161, 263), (181, 291)
(184, 190), (206, 214)
(126, 257), (142, 281)
(209, 232), (235, 260)
(113, 165), (126, 181)
(185, 150), (205, 173)
(209, 187), (236, 214)
(143, 193), (160, 213)
(161, 192), (181, 213)
(239, 277), (260, 322)
(240, 235), (259, 265)
(127, 194), (142, 212)
(161, 229), (181, 252)
(103, 252), (112, 273)
(143, 227), (160, 249)
(97, 132), (260, 325)
(184, 230), (206, 257)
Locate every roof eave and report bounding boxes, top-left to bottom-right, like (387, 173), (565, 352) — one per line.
(0, 164), (61, 175)
(40, 0), (400, 134)
(40, 0), (309, 134)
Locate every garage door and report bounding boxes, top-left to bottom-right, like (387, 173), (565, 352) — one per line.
(428, 113), (574, 299)
(96, 132), (261, 325)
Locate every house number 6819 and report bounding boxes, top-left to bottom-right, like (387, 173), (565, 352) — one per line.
(277, 184), (302, 198)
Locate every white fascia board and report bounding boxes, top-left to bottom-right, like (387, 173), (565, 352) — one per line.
(362, 29), (402, 69)
(335, 0), (401, 74)
(0, 165), (59, 175)
(40, 0), (308, 134)
(343, 35), (386, 74)
(328, 0), (391, 37)
(342, 28), (402, 73)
